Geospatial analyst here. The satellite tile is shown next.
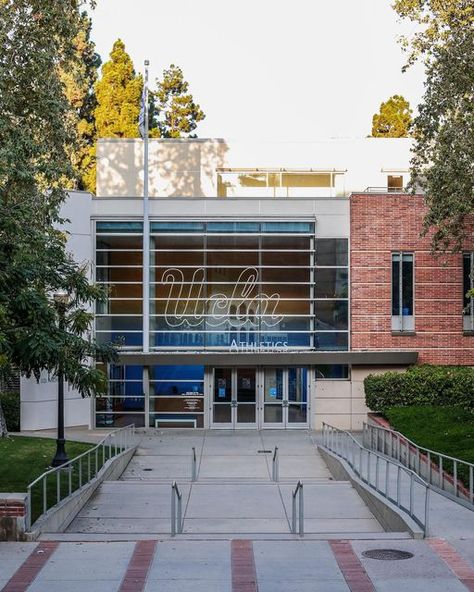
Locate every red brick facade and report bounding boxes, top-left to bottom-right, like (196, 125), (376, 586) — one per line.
(350, 193), (474, 365)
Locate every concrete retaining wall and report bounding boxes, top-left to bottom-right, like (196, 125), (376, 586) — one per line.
(319, 446), (424, 539)
(30, 446), (136, 538)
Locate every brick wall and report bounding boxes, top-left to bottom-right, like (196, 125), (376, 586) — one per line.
(0, 494), (28, 541)
(350, 193), (474, 365)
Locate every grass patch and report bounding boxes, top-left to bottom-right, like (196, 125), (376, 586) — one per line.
(0, 435), (95, 523)
(385, 406), (474, 485)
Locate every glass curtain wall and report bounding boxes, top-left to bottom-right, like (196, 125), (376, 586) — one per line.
(95, 221), (144, 348)
(149, 221), (349, 350)
(95, 364), (145, 427)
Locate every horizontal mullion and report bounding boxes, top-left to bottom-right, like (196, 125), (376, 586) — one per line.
(149, 314), (315, 318)
(150, 381), (204, 384)
(96, 312), (143, 315)
(149, 233), (314, 237)
(149, 297), (345, 301)
(150, 249), (314, 253)
(148, 330), (348, 334)
(150, 281), (313, 285)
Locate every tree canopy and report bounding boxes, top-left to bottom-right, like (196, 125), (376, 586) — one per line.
(152, 64), (205, 138)
(371, 95), (412, 138)
(61, 11), (101, 193)
(393, 0), (474, 251)
(94, 39), (143, 138)
(0, 0), (116, 432)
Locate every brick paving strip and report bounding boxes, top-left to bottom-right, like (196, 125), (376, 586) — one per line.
(231, 539), (258, 592)
(1, 541), (59, 592)
(118, 540), (157, 592)
(428, 538), (474, 592)
(329, 540), (376, 592)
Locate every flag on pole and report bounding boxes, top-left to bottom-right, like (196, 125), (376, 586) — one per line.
(138, 85), (146, 139)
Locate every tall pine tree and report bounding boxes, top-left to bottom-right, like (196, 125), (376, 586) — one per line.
(371, 95), (413, 138)
(94, 39), (143, 138)
(61, 10), (101, 193)
(152, 64), (205, 138)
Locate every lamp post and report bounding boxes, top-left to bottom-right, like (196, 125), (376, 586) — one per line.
(51, 289), (70, 468)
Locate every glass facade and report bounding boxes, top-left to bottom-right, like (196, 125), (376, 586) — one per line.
(216, 170), (339, 198)
(94, 220), (349, 428)
(148, 221), (348, 350)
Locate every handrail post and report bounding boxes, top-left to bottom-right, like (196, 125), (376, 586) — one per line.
(26, 487), (32, 531)
(299, 483), (304, 536)
(171, 482), (176, 536)
(171, 481), (183, 535)
(272, 446), (279, 482)
(424, 487), (430, 537)
(191, 447), (197, 482)
(291, 481), (304, 536)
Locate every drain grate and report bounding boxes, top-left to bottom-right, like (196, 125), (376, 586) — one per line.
(362, 549), (414, 561)
(257, 450), (272, 454)
(142, 468), (153, 471)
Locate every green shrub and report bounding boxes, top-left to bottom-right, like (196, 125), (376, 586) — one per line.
(364, 365), (474, 413)
(0, 391), (20, 432)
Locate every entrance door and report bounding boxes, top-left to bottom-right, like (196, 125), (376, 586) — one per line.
(262, 368), (309, 428)
(212, 368), (257, 428)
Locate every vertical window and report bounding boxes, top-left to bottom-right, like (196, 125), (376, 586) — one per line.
(392, 252), (414, 332)
(463, 253), (474, 332)
(387, 175), (404, 192)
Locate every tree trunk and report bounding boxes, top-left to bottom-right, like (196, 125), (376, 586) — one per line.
(0, 400), (8, 437)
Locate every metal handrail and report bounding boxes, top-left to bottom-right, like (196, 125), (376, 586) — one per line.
(26, 424), (136, 530)
(291, 480), (304, 536)
(171, 481), (183, 536)
(321, 422), (430, 536)
(191, 447), (197, 482)
(363, 186), (408, 193)
(272, 446), (279, 482)
(363, 422), (474, 509)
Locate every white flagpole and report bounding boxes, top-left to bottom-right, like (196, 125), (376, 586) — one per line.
(143, 60), (150, 354)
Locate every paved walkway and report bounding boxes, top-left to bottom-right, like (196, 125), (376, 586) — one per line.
(2, 537), (474, 592)
(64, 430), (384, 538)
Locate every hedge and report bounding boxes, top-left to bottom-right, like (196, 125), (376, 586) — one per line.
(364, 365), (474, 414)
(0, 391), (20, 432)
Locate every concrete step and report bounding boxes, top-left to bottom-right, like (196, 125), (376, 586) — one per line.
(41, 531), (413, 542)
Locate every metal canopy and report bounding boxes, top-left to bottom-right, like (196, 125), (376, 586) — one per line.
(118, 350), (418, 366)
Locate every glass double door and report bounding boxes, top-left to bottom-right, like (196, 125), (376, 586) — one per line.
(263, 368), (308, 428)
(212, 367), (257, 428)
(211, 367), (309, 429)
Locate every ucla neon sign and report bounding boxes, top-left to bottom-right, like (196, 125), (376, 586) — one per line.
(161, 267), (283, 329)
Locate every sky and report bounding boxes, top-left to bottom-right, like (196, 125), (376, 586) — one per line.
(89, 0), (426, 141)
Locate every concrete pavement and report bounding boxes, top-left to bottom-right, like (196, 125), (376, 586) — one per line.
(2, 537), (474, 592)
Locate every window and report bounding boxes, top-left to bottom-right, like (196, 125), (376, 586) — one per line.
(217, 169), (339, 198)
(463, 253), (474, 332)
(387, 175), (404, 192)
(392, 252), (414, 332)
(314, 365), (349, 379)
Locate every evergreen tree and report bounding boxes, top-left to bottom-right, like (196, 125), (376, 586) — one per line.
(61, 11), (101, 193)
(153, 64), (205, 138)
(0, 0), (116, 435)
(393, 0), (474, 251)
(94, 39), (143, 138)
(371, 95), (413, 138)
